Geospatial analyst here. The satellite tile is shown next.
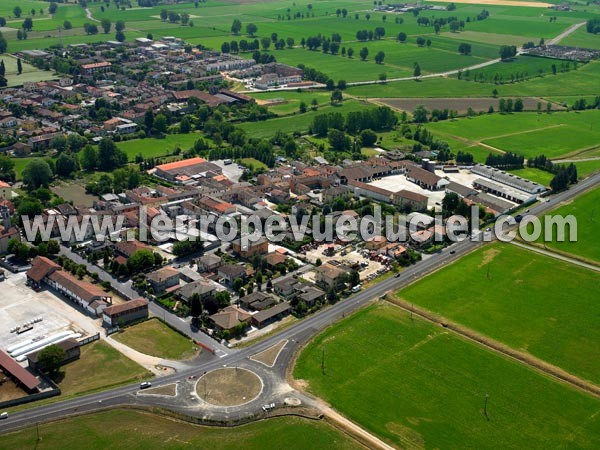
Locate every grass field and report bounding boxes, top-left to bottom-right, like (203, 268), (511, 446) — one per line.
(534, 186), (600, 263)
(507, 167), (554, 185)
(294, 303), (600, 449)
(398, 243), (600, 384)
(0, 410), (363, 450)
(237, 99), (374, 138)
(0, 54), (56, 87)
(51, 341), (151, 397)
(116, 133), (203, 160)
(426, 109), (600, 159)
(113, 319), (199, 360)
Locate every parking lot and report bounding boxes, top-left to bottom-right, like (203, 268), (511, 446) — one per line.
(0, 272), (101, 353)
(303, 243), (385, 282)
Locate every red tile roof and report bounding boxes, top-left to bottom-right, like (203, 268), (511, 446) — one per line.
(156, 157), (207, 172)
(0, 350), (40, 391)
(26, 256), (61, 283)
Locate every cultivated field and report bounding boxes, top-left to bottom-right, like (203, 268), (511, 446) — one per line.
(533, 186), (600, 264)
(378, 96), (556, 114)
(0, 410), (363, 449)
(294, 303), (600, 449)
(426, 109), (600, 159)
(113, 318), (200, 361)
(399, 243), (600, 384)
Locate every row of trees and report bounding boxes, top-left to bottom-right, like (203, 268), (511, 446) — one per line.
(310, 106), (397, 137)
(550, 164), (577, 193)
(485, 152), (524, 169)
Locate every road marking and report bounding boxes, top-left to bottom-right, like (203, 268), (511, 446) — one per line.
(215, 349), (228, 358)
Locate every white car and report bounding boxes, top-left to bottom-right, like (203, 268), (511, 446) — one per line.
(0, 412), (8, 419)
(139, 382), (152, 389)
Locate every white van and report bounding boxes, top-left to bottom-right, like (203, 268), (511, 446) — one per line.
(351, 285), (361, 293)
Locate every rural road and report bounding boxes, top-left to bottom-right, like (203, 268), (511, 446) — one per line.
(509, 240), (600, 272)
(2, 171), (599, 437)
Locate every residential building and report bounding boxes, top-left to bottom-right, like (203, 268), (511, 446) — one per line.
(146, 266), (180, 294)
(102, 298), (149, 327)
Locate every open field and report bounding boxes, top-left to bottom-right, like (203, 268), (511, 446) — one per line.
(0, 409), (363, 450)
(294, 303), (600, 449)
(116, 133), (203, 160)
(378, 96), (555, 114)
(0, 54), (56, 87)
(237, 100), (374, 138)
(507, 167), (554, 185)
(51, 340), (151, 397)
(426, 109), (600, 159)
(399, 243), (600, 384)
(534, 186), (600, 263)
(51, 182), (97, 207)
(113, 318), (199, 360)
(197, 367), (262, 406)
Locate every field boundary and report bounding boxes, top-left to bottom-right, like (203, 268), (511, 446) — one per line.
(387, 296), (600, 399)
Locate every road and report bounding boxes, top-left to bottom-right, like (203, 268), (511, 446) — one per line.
(2, 172), (599, 434)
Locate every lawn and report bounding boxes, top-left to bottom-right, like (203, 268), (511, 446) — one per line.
(116, 133), (204, 161)
(0, 54), (56, 87)
(0, 409), (363, 450)
(113, 318), (199, 360)
(398, 243), (600, 384)
(51, 340), (151, 397)
(294, 303), (600, 449)
(534, 186), (600, 264)
(239, 157), (268, 171)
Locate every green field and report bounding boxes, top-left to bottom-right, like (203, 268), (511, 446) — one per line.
(0, 54), (56, 87)
(426, 109), (600, 159)
(0, 410), (362, 450)
(50, 340), (151, 397)
(116, 133), (203, 160)
(399, 243), (600, 384)
(237, 99), (374, 138)
(113, 319), (199, 360)
(508, 167), (554, 185)
(295, 303), (600, 449)
(535, 186), (600, 263)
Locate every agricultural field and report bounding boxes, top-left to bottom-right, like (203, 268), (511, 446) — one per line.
(0, 54), (56, 87)
(113, 319), (200, 360)
(237, 99), (374, 138)
(534, 186), (600, 264)
(294, 303), (600, 449)
(507, 167), (554, 185)
(0, 410), (363, 450)
(398, 243), (600, 384)
(426, 109), (600, 159)
(116, 133), (204, 160)
(49, 341), (151, 397)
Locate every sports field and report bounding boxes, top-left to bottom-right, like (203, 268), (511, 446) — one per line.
(398, 243), (600, 384)
(116, 133), (204, 160)
(0, 410), (362, 450)
(0, 54), (56, 87)
(294, 303), (600, 449)
(534, 186), (600, 264)
(426, 109), (600, 159)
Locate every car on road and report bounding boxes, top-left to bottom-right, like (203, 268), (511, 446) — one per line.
(0, 412), (8, 419)
(394, 273), (401, 278)
(262, 403), (276, 412)
(140, 382), (152, 389)
(450, 250), (456, 254)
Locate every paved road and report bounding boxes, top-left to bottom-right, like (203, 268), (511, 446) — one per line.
(2, 172), (598, 433)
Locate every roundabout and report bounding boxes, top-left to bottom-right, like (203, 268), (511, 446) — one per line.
(196, 367), (263, 407)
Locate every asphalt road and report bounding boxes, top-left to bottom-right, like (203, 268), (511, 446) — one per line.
(2, 171), (599, 433)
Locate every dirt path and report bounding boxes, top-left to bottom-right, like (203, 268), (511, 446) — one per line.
(548, 21), (587, 45)
(509, 240), (600, 271)
(85, 8), (100, 23)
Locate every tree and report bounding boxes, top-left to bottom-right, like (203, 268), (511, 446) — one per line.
(63, 20), (72, 30)
(115, 30), (126, 42)
(17, 58), (22, 75)
(37, 344), (65, 373)
(261, 37), (270, 50)
(22, 159), (52, 190)
(360, 129), (377, 146)
(246, 23), (257, 36)
(286, 37), (294, 48)
(154, 114), (168, 134)
(0, 35), (6, 54)
(499, 45), (517, 61)
(115, 20), (125, 32)
(190, 293), (203, 318)
(412, 105), (428, 123)
(97, 138), (127, 171)
(231, 19), (242, 35)
(22, 18), (33, 32)
(374, 50), (385, 64)
(458, 43), (471, 55)
(49, 3), (58, 15)
(330, 89), (343, 104)
(359, 47), (369, 61)
(347, 47), (354, 58)
(13, 6), (22, 18)
(180, 116), (191, 133)
(299, 101), (307, 113)
(55, 152), (79, 177)
(514, 98), (524, 112)
(127, 249), (156, 273)
(413, 62), (421, 78)
(80, 144), (98, 171)
(328, 129), (351, 151)
(101, 18), (111, 34)
(398, 32), (407, 43)
(160, 9), (168, 21)
(416, 36), (425, 47)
